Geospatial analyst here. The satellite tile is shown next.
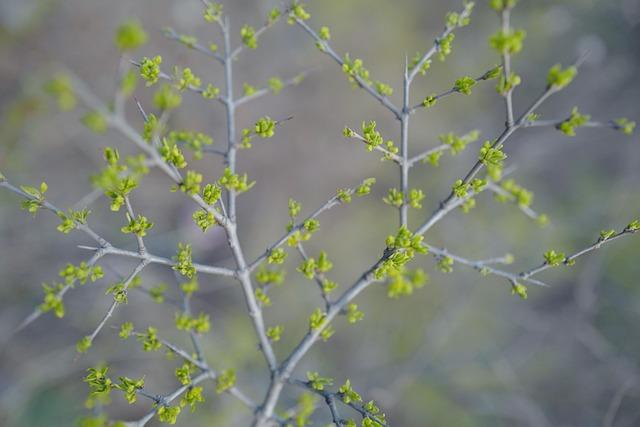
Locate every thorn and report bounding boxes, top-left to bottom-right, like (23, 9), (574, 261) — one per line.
(13, 309), (42, 335)
(276, 115), (294, 124)
(574, 49), (591, 68)
(134, 97), (149, 122)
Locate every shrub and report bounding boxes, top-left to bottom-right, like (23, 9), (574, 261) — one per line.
(1, 1), (637, 426)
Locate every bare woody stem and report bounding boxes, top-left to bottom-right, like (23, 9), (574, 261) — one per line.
(218, 16), (278, 372)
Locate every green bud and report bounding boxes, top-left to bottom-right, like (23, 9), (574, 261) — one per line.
(76, 336), (92, 353)
(454, 76), (476, 95)
(115, 20), (147, 51)
(174, 67), (201, 90)
(346, 303), (364, 324)
(268, 77), (284, 94)
(157, 405), (181, 424)
(482, 65), (503, 80)
(547, 64), (577, 90)
(181, 386), (204, 412)
(307, 371), (333, 390)
(44, 73), (76, 111)
(202, 83), (220, 99)
(173, 243), (196, 278)
(511, 282), (527, 299)
(266, 325), (284, 342)
(81, 111), (108, 134)
(319, 26), (331, 40)
(543, 250), (566, 266)
(557, 107), (590, 137)
(452, 179), (470, 198)
(255, 116), (277, 138)
(422, 94), (437, 108)
(153, 84), (182, 110)
(203, 3), (223, 23)
(216, 369), (236, 393)
(337, 380), (362, 405)
(140, 56), (162, 86)
(240, 24), (257, 49)
(119, 322), (134, 339)
(489, 29), (526, 55)
(615, 118), (636, 135)
(374, 81), (393, 97)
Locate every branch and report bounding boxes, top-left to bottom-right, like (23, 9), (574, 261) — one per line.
(253, 172), (517, 424)
(130, 328), (257, 410)
(295, 243), (331, 311)
(424, 244), (549, 288)
(129, 60), (226, 105)
(126, 13), (283, 375)
(519, 225), (639, 280)
(69, 71), (230, 228)
(521, 118), (627, 132)
(124, 196), (148, 255)
(293, 17), (401, 118)
(162, 27), (225, 64)
(235, 72), (309, 106)
(406, 3), (474, 83)
(13, 251), (105, 334)
(407, 136), (482, 168)
(343, 129), (403, 164)
(325, 394), (344, 426)
(289, 379), (389, 427)
(230, 9), (286, 60)
(409, 66), (501, 112)
(400, 58), (410, 227)
(132, 371), (211, 427)
(78, 245), (236, 277)
(172, 272), (207, 364)
(485, 182), (543, 222)
(248, 186), (358, 272)
(254, 255), (388, 425)
(0, 179), (109, 247)
(414, 66), (574, 237)
(81, 261), (148, 351)
(219, 15), (278, 372)
(0, 175), (234, 336)
(499, 8), (516, 127)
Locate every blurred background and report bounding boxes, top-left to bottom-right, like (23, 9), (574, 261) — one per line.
(1, 0), (639, 426)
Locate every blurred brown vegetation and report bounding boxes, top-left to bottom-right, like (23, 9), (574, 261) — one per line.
(1, 0), (639, 426)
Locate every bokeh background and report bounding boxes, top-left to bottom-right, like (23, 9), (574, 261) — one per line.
(1, 0), (639, 426)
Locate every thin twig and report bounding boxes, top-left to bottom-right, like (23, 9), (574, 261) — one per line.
(163, 27), (225, 64)
(235, 71), (310, 106)
(293, 17), (401, 118)
(519, 227), (639, 280)
(409, 66), (501, 112)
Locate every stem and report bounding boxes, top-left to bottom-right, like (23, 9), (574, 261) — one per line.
(85, 260), (148, 346)
(519, 228), (638, 280)
(222, 17), (238, 222)
(399, 59), (410, 227)
(219, 17), (278, 372)
(253, 257), (386, 426)
(500, 8), (515, 127)
(293, 17), (401, 119)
